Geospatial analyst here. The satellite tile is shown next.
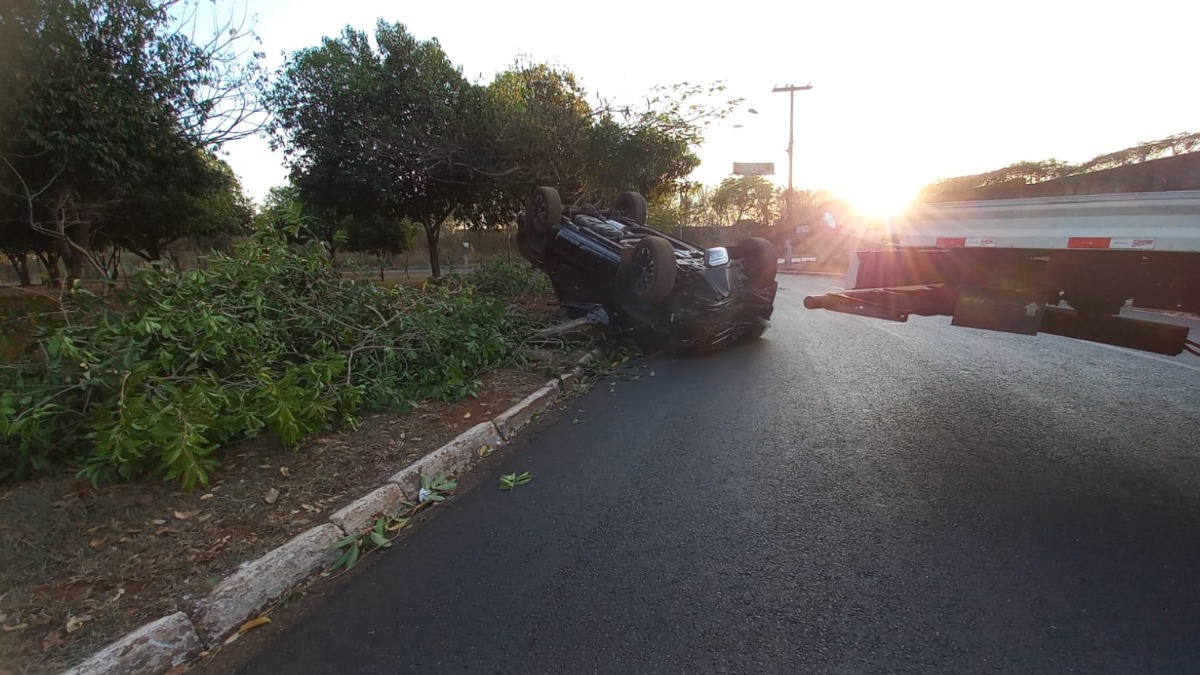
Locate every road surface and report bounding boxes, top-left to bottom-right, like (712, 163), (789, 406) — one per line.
(228, 275), (1200, 674)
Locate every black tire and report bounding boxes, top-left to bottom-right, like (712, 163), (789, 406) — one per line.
(613, 191), (647, 226)
(625, 236), (676, 304)
(735, 237), (777, 287)
(526, 187), (562, 235)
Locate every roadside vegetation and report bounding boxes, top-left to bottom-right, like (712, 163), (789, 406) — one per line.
(0, 235), (563, 488)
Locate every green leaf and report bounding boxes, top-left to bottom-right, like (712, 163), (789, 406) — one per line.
(334, 533), (362, 549)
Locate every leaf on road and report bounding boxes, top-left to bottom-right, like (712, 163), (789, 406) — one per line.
(151, 518), (167, 525)
(173, 510), (198, 520)
(237, 616), (271, 634)
(478, 444), (493, 458)
(279, 466), (290, 477)
(88, 538), (105, 548)
(200, 493), (214, 500)
(462, 412), (471, 419)
(65, 614), (92, 634)
(2, 622), (28, 632)
(264, 488), (280, 505)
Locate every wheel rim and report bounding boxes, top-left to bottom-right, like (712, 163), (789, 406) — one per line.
(631, 247), (655, 296)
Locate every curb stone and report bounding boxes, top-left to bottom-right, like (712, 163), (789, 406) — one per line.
(556, 365), (584, 391)
(193, 524), (342, 644)
(59, 612), (200, 675)
(493, 383), (560, 440)
(328, 483), (408, 533)
(58, 347), (603, 674)
(387, 421), (504, 497)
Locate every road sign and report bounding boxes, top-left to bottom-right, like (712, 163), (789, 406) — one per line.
(733, 162), (775, 176)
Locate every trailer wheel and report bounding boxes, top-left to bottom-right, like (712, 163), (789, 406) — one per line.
(734, 237), (778, 287)
(613, 191), (647, 226)
(526, 187), (562, 235)
(624, 236), (676, 304)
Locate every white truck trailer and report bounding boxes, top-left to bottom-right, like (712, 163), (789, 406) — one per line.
(803, 190), (1200, 356)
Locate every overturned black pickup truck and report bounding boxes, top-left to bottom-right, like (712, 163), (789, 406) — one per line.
(517, 186), (779, 352)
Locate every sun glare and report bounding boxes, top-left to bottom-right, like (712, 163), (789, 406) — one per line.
(837, 182), (920, 221)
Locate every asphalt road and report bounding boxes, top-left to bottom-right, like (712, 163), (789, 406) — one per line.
(232, 274), (1200, 674)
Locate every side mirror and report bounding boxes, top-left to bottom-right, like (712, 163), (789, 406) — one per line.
(705, 247), (729, 267)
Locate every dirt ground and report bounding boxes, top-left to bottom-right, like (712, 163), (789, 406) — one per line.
(0, 367), (554, 674)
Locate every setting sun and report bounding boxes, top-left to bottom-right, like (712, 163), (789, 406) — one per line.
(829, 179), (922, 221)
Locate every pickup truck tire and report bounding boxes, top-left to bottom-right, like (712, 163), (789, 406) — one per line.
(613, 191), (648, 226)
(527, 187), (562, 235)
(735, 237), (778, 287)
(625, 236), (676, 304)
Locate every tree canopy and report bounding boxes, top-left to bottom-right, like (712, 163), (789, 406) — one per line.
(920, 131), (1200, 201)
(0, 0), (261, 282)
(267, 30), (737, 274)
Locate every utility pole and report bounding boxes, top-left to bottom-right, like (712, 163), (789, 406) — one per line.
(772, 83), (812, 227)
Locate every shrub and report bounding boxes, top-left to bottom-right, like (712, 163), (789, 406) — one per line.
(446, 257), (553, 299)
(0, 237), (519, 488)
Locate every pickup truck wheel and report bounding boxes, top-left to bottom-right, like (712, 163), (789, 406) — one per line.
(734, 237), (777, 286)
(526, 187), (562, 235)
(625, 236), (676, 304)
(613, 191), (647, 226)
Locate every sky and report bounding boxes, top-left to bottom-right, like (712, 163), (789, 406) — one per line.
(218, 0), (1200, 216)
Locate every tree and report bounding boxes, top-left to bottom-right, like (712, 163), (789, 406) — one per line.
(342, 213), (417, 280)
(268, 22), (485, 276)
(0, 226), (49, 286)
(918, 131), (1200, 201)
(1073, 131), (1200, 173)
(583, 82), (735, 204)
(711, 176), (777, 224)
(480, 61), (594, 207)
(0, 0), (265, 282)
(104, 150), (253, 262)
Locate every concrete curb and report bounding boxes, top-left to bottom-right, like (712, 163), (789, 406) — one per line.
(59, 612), (200, 675)
(193, 524), (342, 644)
(388, 421), (504, 497)
(329, 483), (408, 534)
(493, 383), (559, 440)
(59, 348), (602, 674)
